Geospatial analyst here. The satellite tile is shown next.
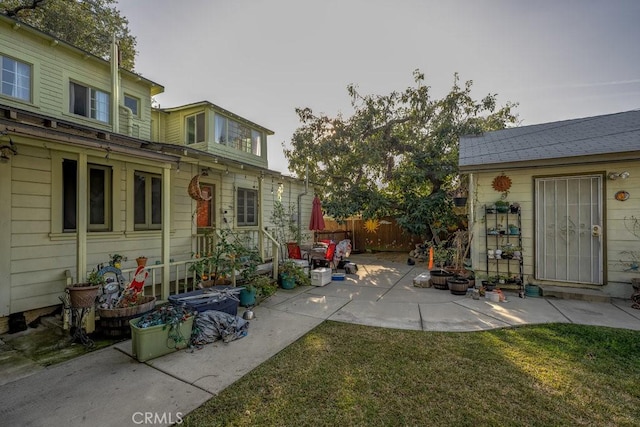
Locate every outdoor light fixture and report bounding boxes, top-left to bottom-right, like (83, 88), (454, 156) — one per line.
(608, 171), (630, 180)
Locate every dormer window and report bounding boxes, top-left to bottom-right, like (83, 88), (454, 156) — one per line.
(215, 113), (262, 156)
(1, 55), (31, 102)
(69, 81), (110, 123)
(186, 112), (205, 144)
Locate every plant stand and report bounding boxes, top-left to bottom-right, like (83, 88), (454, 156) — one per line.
(70, 307), (95, 348)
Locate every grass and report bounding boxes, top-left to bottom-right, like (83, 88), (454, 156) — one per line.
(183, 321), (640, 427)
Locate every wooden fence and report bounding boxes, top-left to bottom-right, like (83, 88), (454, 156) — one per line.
(321, 217), (421, 253)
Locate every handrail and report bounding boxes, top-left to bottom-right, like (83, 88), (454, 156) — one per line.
(262, 228), (280, 278)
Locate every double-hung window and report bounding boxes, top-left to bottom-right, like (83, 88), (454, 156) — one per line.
(62, 160), (112, 232)
(69, 81), (110, 123)
(236, 188), (257, 226)
(134, 171), (162, 230)
(186, 112), (205, 144)
(1, 55), (31, 101)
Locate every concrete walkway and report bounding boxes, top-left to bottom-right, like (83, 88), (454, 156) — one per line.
(1, 254), (639, 426)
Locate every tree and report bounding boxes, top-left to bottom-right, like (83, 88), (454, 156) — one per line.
(2, 0), (137, 70)
(285, 71), (518, 239)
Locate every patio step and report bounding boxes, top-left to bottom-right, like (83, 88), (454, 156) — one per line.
(540, 285), (611, 303)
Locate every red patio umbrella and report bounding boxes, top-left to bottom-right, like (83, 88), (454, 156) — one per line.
(309, 195), (325, 241)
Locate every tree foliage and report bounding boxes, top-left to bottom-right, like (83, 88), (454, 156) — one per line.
(2, 0), (137, 70)
(285, 71), (518, 238)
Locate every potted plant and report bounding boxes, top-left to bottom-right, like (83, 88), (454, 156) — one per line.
(190, 229), (250, 287)
(452, 187), (468, 207)
(427, 241), (455, 290)
(67, 269), (105, 308)
(279, 260), (311, 289)
(495, 200), (510, 213)
(135, 256), (148, 267)
(508, 224), (519, 235)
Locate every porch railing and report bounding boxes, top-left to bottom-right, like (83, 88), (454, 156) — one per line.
(120, 228), (281, 301)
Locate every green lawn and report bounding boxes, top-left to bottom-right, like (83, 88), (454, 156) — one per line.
(183, 322), (640, 427)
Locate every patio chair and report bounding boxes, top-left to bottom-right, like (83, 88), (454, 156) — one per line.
(311, 242), (337, 271)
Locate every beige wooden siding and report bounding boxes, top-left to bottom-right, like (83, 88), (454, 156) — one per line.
(0, 20), (155, 137)
(471, 161), (640, 289)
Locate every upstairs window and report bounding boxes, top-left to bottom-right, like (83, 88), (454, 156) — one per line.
(70, 81), (110, 123)
(186, 112), (205, 144)
(236, 188), (257, 226)
(1, 55), (31, 101)
(124, 95), (139, 116)
(215, 114), (262, 155)
(134, 171), (162, 230)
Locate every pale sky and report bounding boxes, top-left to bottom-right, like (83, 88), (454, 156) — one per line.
(116, 0), (640, 174)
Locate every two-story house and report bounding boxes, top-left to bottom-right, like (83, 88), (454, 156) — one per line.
(0, 15), (312, 333)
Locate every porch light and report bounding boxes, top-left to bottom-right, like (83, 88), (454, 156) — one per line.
(608, 171), (630, 180)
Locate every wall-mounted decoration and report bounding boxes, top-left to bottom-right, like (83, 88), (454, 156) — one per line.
(491, 174), (512, 193)
(188, 173), (212, 202)
(615, 191), (630, 201)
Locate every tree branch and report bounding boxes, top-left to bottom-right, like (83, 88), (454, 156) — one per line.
(4, 0), (46, 17)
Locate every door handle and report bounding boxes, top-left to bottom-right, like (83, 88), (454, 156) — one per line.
(591, 224), (602, 237)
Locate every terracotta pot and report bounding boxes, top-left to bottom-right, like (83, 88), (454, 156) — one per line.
(67, 285), (100, 308)
(136, 257), (148, 267)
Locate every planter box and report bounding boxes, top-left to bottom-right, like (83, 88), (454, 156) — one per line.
(168, 286), (239, 315)
(129, 316), (194, 362)
(97, 296), (156, 338)
(311, 268), (332, 287)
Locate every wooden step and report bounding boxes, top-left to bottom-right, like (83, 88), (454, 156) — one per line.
(539, 285), (611, 303)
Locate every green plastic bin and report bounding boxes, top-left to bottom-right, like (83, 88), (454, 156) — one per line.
(129, 315), (194, 362)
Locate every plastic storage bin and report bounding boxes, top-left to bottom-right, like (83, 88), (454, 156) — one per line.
(311, 267), (332, 286)
(168, 286), (239, 315)
(129, 315), (194, 362)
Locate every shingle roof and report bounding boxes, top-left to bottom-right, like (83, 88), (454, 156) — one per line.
(459, 110), (640, 168)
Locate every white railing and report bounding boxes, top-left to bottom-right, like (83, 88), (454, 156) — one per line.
(120, 228), (281, 301)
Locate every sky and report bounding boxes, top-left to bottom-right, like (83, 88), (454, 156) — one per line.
(116, 0), (640, 174)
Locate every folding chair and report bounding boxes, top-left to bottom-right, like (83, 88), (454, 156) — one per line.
(311, 242), (337, 271)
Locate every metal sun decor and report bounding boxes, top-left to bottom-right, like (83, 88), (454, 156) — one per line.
(364, 219), (380, 233)
(492, 174), (512, 193)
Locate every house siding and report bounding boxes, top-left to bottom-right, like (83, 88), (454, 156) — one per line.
(0, 18), (156, 139)
(471, 161), (640, 298)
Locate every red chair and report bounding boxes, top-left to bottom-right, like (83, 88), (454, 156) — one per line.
(287, 242), (303, 260)
(311, 242), (337, 271)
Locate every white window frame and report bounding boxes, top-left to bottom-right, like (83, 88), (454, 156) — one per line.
(133, 171), (162, 230)
(186, 112), (205, 144)
(69, 81), (110, 123)
(87, 164), (112, 231)
(236, 188), (258, 226)
(1, 54), (31, 102)
(124, 94), (139, 117)
(52, 153), (119, 236)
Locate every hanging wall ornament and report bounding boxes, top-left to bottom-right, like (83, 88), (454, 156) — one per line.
(491, 174), (512, 193)
(188, 173), (212, 202)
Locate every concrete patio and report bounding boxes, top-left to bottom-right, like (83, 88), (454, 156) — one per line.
(1, 253), (639, 426)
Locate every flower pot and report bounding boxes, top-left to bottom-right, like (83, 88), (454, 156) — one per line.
(447, 278), (470, 295)
(239, 288), (256, 307)
(136, 257), (148, 267)
(67, 285), (100, 308)
(453, 197), (467, 207)
(281, 274), (296, 290)
(430, 270), (453, 290)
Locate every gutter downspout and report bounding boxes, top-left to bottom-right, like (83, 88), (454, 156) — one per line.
(296, 163), (309, 244)
(110, 34), (120, 133)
